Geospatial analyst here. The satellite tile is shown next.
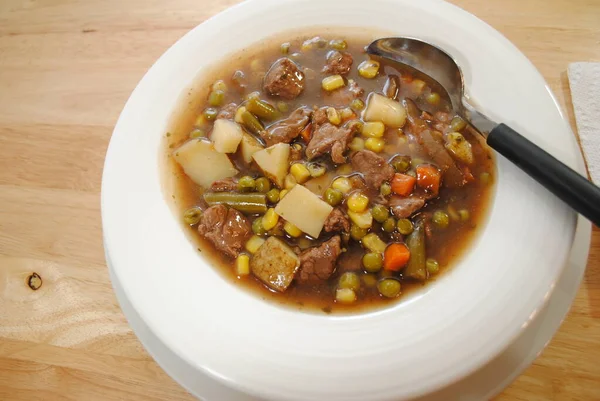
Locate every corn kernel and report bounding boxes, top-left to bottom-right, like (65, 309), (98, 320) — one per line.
(348, 209), (373, 229)
(358, 59), (380, 79)
(290, 163), (311, 184)
(336, 288), (356, 303)
(234, 106), (246, 123)
(361, 121), (385, 138)
(235, 254), (250, 275)
(212, 80), (227, 92)
(245, 235), (265, 254)
(322, 75), (345, 91)
(348, 137), (365, 151)
(347, 192), (369, 213)
(327, 107), (341, 125)
(361, 233), (387, 253)
(340, 107), (355, 121)
(261, 208), (279, 230)
(336, 164), (353, 175)
(284, 221), (303, 237)
(365, 137), (385, 152)
(412, 79), (426, 94)
(279, 189), (289, 200)
(332, 177), (352, 194)
(284, 173), (297, 189)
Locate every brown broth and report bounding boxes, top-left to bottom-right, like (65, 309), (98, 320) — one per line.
(162, 30), (496, 314)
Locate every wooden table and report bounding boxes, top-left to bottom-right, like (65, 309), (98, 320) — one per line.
(0, 0), (598, 399)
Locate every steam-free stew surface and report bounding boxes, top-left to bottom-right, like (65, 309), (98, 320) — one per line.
(165, 32), (495, 313)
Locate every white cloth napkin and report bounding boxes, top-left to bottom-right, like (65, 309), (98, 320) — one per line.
(567, 62), (600, 183)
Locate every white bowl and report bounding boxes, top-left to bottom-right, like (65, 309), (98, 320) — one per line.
(102, 0), (581, 400)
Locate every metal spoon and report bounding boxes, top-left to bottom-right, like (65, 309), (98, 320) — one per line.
(367, 37), (600, 226)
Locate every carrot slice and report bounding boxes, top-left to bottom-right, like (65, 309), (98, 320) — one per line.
(383, 243), (411, 271)
(391, 173), (416, 196)
(416, 164), (441, 193)
(300, 122), (312, 143)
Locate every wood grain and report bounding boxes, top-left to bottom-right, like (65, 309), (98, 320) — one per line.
(0, 0), (598, 400)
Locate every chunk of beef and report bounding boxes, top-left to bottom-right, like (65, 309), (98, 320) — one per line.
(305, 109), (358, 164)
(297, 236), (342, 284)
(325, 80), (365, 106)
(389, 196), (426, 218)
(198, 205), (251, 258)
(324, 208), (350, 233)
(263, 58), (305, 100)
(350, 150), (395, 189)
(262, 107), (311, 146)
(216, 103), (237, 120)
(420, 130), (465, 188)
(322, 51), (353, 75)
(209, 177), (238, 192)
(336, 246), (363, 274)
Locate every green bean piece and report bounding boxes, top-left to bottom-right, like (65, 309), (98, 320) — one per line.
(241, 110), (265, 136)
(432, 210), (450, 229)
(391, 155), (411, 173)
(203, 192), (267, 214)
(329, 39), (347, 50)
(203, 107), (218, 121)
(382, 217), (396, 233)
(252, 217), (267, 236)
(426, 258), (440, 274)
(246, 98), (279, 121)
(377, 278), (401, 298)
(183, 207), (203, 225)
(280, 42), (290, 54)
(380, 183), (392, 196)
(338, 272), (360, 291)
(362, 252), (383, 273)
(266, 188), (280, 203)
(189, 128), (206, 139)
(458, 209), (470, 221)
(255, 177), (271, 193)
(371, 205), (389, 223)
(324, 188), (343, 206)
(350, 224), (368, 240)
(208, 90), (225, 107)
(450, 116), (467, 132)
(396, 218), (414, 235)
(238, 176), (256, 192)
(405, 219), (427, 280)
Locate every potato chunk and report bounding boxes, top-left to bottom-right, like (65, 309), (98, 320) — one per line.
(173, 139), (238, 188)
(252, 143), (290, 187)
(274, 184), (333, 238)
(240, 132), (264, 164)
(250, 237), (300, 292)
(363, 93), (406, 128)
(212, 119), (243, 153)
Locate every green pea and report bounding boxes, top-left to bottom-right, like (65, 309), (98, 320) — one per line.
(362, 252), (383, 273)
(338, 272), (360, 291)
(458, 209), (470, 221)
(252, 217), (267, 236)
(238, 176), (256, 192)
(183, 207), (202, 225)
(380, 183), (392, 196)
(396, 218), (414, 235)
(208, 90), (225, 107)
(276, 101), (289, 113)
(450, 116), (467, 132)
(371, 204), (389, 223)
(391, 156), (411, 173)
(382, 217), (396, 233)
(426, 258), (440, 274)
(324, 188), (343, 206)
(189, 128), (206, 139)
(426, 92), (441, 106)
(378, 278), (401, 298)
(203, 107), (218, 121)
(432, 210), (450, 229)
(350, 98), (365, 111)
(266, 188), (280, 203)
(255, 177), (271, 193)
(350, 224), (368, 240)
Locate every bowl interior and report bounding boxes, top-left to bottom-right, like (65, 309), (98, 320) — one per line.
(102, 0), (578, 400)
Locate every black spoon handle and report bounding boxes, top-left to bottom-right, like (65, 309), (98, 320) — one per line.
(487, 123), (600, 226)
